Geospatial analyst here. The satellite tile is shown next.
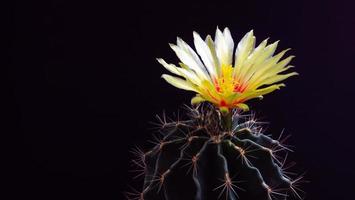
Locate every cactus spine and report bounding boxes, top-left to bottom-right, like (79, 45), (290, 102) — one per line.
(127, 104), (304, 200)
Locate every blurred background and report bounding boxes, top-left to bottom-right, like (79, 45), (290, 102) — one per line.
(8, 0), (355, 199)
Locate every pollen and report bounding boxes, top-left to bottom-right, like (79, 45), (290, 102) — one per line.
(214, 64), (240, 94)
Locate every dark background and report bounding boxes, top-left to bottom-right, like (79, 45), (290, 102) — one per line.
(8, 0), (355, 199)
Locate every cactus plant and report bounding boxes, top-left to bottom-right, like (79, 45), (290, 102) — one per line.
(126, 27), (304, 200)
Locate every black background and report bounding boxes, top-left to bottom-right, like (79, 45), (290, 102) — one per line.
(8, 0), (355, 199)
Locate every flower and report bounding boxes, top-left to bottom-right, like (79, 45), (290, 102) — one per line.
(158, 27), (297, 111)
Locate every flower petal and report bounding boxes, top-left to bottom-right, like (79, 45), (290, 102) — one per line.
(193, 31), (217, 78)
(236, 103), (249, 111)
(242, 48), (290, 84)
(205, 35), (220, 76)
(258, 72), (299, 86)
(191, 95), (206, 104)
(175, 67), (202, 85)
(241, 84), (285, 101)
(169, 43), (210, 81)
(215, 27), (234, 66)
(234, 38), (268, 81)
(176, 37), (210, 76)
(156, 58), (182, 76)
(161, 74), (198, 92)
(234, 30), (255, 71)
(246, 55), (295, 89)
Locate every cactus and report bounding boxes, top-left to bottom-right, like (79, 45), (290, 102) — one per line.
(127, 104), (303, 200)
(126, 27), (304, 199)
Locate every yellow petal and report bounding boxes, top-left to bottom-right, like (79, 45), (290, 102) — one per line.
(156, 58), (181, 76)
(191, 95), (206, 104)
(242, 84), (285, 101)
(243, 48), (290, 82)
(161, 74), (198, 92)
(234, 38), (268, 80)
(246, 56), (295, 90)
(259, 72), (299, 86)
(219, 106), (230, 115)
(236, 103), (249, 111)
(175, 67), (202, 85)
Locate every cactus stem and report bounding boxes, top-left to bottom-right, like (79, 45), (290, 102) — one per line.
(221, 110), (233, 131)
(132, 104), (304, 200)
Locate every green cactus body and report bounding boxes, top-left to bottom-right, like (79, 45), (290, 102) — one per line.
(127, 104), (303, 200)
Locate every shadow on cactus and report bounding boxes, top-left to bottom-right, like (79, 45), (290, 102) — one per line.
(126, 27), (305, 200)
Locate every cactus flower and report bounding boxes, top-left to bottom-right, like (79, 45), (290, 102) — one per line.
(158, 27), (297, 111)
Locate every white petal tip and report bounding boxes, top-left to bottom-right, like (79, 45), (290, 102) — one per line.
(169, 43), (178, 50)
(192, 31), (200, 38)
(156, 58), (166, 65)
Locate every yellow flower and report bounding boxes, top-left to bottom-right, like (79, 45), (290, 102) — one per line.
(158, 27), (298, 111)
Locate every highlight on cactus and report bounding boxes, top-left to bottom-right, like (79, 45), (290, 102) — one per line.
(126, 27), (305, 200)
